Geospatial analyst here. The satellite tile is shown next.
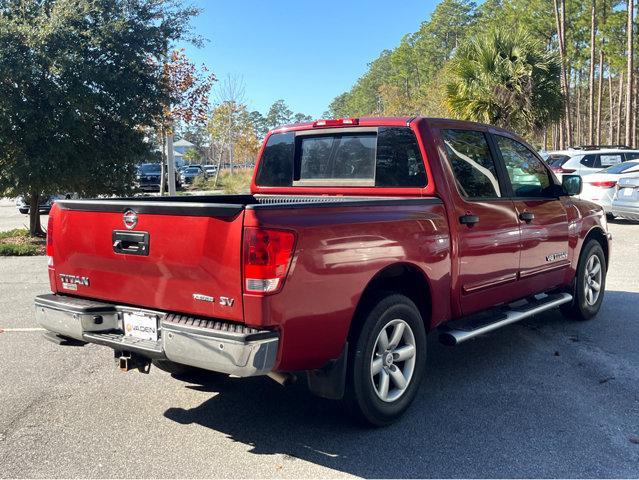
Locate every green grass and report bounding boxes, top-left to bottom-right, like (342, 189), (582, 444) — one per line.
(216, 169), (253, 194)
(0, 243), (39, 256)
(0, 228), (29, 240)
(192, 176), (209, 190)
(183, 169), (253, 194)
(0, 228), (44, 256)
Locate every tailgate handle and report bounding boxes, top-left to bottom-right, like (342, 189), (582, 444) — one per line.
(112, 231), (149, 256)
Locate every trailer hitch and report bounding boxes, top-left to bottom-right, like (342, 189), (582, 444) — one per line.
(115, 351), (151, 374)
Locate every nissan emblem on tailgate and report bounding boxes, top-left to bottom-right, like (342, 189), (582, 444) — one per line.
(123, 209), (138, 229)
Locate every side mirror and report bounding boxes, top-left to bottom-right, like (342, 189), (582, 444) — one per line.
(562, 174), (582, 196)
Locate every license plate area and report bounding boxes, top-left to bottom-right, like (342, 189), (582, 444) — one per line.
(122, 311), (159, 341)
(621, 187), (635, 197)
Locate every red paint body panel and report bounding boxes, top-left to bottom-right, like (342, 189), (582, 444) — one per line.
(51, 208), (245, 321)
(46, 117), (611, 373)
(242, 204), (451, 370)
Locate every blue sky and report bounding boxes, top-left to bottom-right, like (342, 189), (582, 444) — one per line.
(178, 0), (439, 118)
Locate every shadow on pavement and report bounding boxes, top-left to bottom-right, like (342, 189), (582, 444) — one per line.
(164, 290), (639, 478)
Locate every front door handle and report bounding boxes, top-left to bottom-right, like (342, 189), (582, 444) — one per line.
(459, 214), (480, 225)
(519, 211), (535, 223)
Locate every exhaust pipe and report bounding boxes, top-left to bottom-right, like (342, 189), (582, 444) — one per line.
(267, 371), (296, 386)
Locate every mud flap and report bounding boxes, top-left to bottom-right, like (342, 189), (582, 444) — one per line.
(307, 343), (348, 400)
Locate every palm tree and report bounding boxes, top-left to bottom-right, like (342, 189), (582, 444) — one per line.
(445, 27), (564, 136)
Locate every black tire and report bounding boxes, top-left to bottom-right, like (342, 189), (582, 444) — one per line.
(18, 208), (28, 215)
(344, 293), (427, 426)
(561, 239), (606, 321)
(606, 213), (616, 221)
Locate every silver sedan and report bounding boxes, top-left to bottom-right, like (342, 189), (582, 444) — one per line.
(611, 176), (639, 221)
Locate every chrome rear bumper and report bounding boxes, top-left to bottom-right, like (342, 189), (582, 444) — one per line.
(35, 294), (278, 377)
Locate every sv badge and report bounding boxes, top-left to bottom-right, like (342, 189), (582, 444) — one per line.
(219, 297), (235, 307)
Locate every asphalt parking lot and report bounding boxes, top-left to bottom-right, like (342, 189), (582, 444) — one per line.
(0, 204), (638, 478)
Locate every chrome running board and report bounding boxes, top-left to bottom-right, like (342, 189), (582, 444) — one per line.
(439, 292), (573, 346)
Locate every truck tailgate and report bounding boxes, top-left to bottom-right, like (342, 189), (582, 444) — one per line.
(51, 200), (246, 322)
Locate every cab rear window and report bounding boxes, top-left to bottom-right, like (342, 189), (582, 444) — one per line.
(255, 127), (427, 188)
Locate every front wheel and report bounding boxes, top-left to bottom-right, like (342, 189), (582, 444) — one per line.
(345, 294), (427, 426)
(561, 239), (606, 320)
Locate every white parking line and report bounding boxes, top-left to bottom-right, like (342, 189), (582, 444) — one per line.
(0, 327), (46, 332)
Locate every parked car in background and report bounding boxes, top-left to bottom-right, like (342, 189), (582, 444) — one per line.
(203, 164), (217, 175)
(546, 146), (639, 179)
(135, 163), (182, 192)
(16, 194), (71, 214)
(180, 165), (206, 185)
(135, 163), (162, 192)
(578, 161), (639, 216)
(611, 175), (639, 221)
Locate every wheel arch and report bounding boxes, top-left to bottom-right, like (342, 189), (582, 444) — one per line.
(583, 226), (609, 269)
(348, 262), (433, 343)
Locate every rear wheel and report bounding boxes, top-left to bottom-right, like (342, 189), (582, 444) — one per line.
(561, 239), (606, 320)
(345, 294), (427, 426)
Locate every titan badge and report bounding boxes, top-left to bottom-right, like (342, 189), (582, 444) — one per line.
(59, 273), (90, 291)
(546, 252), (568, 262)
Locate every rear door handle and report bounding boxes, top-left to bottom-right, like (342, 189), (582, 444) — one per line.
(459, 214), (480, 225)
(519, 211), (535, 223)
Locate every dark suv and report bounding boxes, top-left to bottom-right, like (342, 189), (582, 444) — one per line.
(135, 163), (162, 192)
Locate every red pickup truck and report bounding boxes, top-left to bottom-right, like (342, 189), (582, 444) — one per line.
(36, 117), (611, 425)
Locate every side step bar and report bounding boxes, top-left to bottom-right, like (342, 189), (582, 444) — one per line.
(439, 293), (573, 346)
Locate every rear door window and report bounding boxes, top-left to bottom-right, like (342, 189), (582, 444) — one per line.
(580, 154), (598, 168)
(599, 154), (623, 167)
(441, 129), (502, 199)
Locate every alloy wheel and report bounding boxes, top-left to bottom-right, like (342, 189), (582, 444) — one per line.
(370, 319), (417, 403)
(584, 254), (602, 306)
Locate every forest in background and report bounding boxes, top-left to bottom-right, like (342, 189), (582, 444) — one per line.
(328, 0), (638, 151)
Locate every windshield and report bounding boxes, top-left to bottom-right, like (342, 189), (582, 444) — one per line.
(138, 164), (161, 173)
(603, 160), (639, 174)
(185, 167), (199, 173)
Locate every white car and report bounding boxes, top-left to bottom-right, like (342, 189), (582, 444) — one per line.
(611, 175), (639, 221)
(578, 160), (639, 215)
(546, 147), (639, 179)
(203, 164), (217, 175)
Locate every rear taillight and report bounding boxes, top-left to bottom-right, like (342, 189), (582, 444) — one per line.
(588, 180), (617, 188)
(551, 167), (576, 174)
(46, 207), (54, 267)
(243, 227), (296, 294)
